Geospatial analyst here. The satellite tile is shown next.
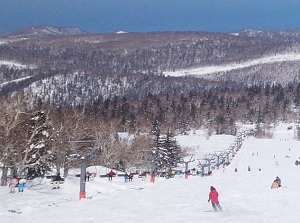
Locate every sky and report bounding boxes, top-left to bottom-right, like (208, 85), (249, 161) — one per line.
(1, 0), (300, 35)
(1, 123), (300, 223)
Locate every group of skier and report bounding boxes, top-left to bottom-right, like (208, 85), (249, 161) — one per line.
(7, 169), (282, 212)
(208, 175), (282, 211)
(8, 175), (26, 193)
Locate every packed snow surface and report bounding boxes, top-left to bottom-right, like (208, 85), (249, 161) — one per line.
(0, 60), (35, 69)
(1, 123), (300, 223)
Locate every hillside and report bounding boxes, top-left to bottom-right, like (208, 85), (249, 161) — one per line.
(1, 123), (300, 223)
(1, 26), (88, 38)
(1, 27), (300, 106)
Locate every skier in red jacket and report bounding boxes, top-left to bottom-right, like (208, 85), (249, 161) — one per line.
(108, 170), (116, 181)
(208, 186), (223, 211)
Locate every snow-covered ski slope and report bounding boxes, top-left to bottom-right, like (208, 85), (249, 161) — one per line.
(0, 60), (35, 69)
(163, 53), (300, 77)
(1, 123), (300, 223)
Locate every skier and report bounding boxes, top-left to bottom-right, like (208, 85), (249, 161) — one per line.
(275, 176), (282, 187)
(208, 186), (223, 211)
(18, 178), (26, 192)
(128, 173), (134, 182)
(108, 170), (115, 181)
(124, 173), (129, 182)
(271, 180), (279, 189)
(53, 173), (62, 189)
(85, 171), (91, 182)
(9, 176), (18, 194)
(139, 172), (147, 181)
(150, 171), (155, 183)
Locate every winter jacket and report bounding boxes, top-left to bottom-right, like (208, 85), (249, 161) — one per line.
(108, 171), (115, 177)
(209, 189), (219, 203)
(271, 181), (278, 189)
(11, 178), (18, 187)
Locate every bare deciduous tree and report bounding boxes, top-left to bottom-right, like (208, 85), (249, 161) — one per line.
(0, 95), (28, 186)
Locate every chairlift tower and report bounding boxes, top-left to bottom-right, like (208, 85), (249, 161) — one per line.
(203, 154), (215, 173)
(235, 133), (243, 151)
(197, 159), (208, 177)
(229, 144), (236, 158)
(223, 149), (232, 164)
(68, 140), (100, 199)
(181, 154), (194, 179)
(214, 151), (224, 169)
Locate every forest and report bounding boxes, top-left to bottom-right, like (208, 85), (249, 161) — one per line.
(0, 81), (299, 186)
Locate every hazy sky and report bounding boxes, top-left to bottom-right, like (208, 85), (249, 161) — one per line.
(1, 0), (300, 34)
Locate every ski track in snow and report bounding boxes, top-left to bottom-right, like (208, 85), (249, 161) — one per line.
(0, 60), (36, 69)
(164, 53), (300, 77)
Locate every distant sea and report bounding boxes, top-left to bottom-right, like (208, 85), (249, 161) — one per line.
(1, 0), (300, 34)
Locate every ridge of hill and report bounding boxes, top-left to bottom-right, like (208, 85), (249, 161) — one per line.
(1, 27), (300, 107)
(1, 26), (88, 38)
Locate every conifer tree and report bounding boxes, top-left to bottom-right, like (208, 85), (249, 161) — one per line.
(151, 118), (165, 169)
(22, 110), (55, 179)
(151, 119), (182, 170)
(164, 130), (182, 168)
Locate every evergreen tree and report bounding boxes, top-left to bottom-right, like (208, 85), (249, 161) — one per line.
(164, 130), (182, 168)
(151, 118), (166, 169)
(151, 120), (182, 170)
(23, 110), (55, 179)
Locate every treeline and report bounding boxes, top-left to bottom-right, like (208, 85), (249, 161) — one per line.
(84, 82), (299, 135)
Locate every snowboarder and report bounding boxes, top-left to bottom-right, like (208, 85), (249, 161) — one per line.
(208, 186), (222, 211)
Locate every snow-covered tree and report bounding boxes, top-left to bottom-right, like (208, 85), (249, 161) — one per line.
(164, 130), (182, 168)
(22, 110), (55, 179)
(151, 119), (182, 170)
(151, 118), (166, 169)
(50, 107), (90, 177)
(0, 95), (28, 186)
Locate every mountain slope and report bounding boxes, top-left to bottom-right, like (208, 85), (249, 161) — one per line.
(1, 26), (88, 38)
(0, 123), (299, 223)
(164, 52), (300, 84)
(1, 27), (300, 105)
